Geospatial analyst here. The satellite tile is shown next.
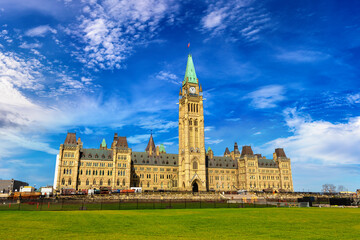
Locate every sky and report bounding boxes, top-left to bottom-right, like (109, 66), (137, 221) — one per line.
(0, 0), (360, 191)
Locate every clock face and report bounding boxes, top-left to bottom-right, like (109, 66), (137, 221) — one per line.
(189, 87), (196, 94)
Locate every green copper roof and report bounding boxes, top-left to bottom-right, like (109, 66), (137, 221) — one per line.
(159, 144), (166, 153)
(101, 138), (106, 147)
(183, 54), (198, 86)
(207, 146), (212, 153)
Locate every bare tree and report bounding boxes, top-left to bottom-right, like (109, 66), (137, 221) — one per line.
(322, 184), (336, 193)
(337, 185), (346, 192)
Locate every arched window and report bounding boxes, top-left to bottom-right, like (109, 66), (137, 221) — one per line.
(61, 178), (65, 185)
(196, 104), (198, 112)
(107, 170), (109, 176)
(122, 179), (125, 186)
(96, 170), (98, 175)
(66, 169), (69, 174)
(78, 180), (81, 185)
(108, 179), (111, 186)
(100, 179), (103, 185)
(80, 170), (83, 175)
(193, 161), (198, 170)
(86, 179), (89, 185)
(117, 179), (120, 186)
(194, 120), (198, 126)
(64, 153), (68, 158)
(63, 169), (66, 174)
(188, 103), (190, 112)
(69, 169), (72, 174)
(68, 178), (72, 185)
(93, 179), (96, 185)
(147, 182), (150, 188)
(123, 170), (125, 176)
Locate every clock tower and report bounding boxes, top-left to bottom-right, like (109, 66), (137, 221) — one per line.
(178, 54), (206, 192)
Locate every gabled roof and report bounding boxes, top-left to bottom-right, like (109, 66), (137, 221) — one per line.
(132, 152), (178, 166)
(64, 133), (77, 145)
(258, 158), (278, 168)
(116, 136), (128, 148)
(275, 148), (287, 158)
(207, 156), (238, 169)
(241, 145), (254, 157)
(80, 149), (113, 161)
(183, 54), (198, 86)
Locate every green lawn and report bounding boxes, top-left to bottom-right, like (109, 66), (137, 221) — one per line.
(0, 208), (359, 239)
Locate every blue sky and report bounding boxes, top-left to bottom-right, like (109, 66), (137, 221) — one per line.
(0, 0), (360, 191)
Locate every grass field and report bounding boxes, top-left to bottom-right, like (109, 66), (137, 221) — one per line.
(0, 208), (359, 239)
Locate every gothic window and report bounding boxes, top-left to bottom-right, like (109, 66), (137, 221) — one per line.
(70, 169), (72, 174)
(100, 179), (103, 185)
(93, 170), (95, 175)
(63, 169), (66, 174)
(86, 179), (89, 185)
(117, 179), (120, 186)
(78, 180), (81, 185)
(188, 103), (190, 112)
(123, 170), (125, 176)
(196, 104), (198, 112)
(93, 179), (96, 185)
(189, 119), (192, 125)
(147, 182), (150, 188)
(61, 178), (65, 185)
(122, 179), (125, 186)
(64, 153), (68, 158)
(96, 170), (98, 175)
(108, 179), (111, 186)
(68, 178), (72, 185)
(66, 169), (69, 174)
(80, 170), (83, 175)
(193, 161), (198, 170)
(88, 154), (92, 158)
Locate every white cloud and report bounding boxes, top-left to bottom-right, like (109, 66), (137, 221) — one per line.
(200, 0), (272, 42)
(244, 85), (285, 109)
(68, 0), (179, 70)
(156, 71), (180, 85)
(263, 108), (360, 165)
(204, 126), (214, 132)
(19, 42), (42, 49)
(347, 93), (360, 104)
(277, 50), (330, 63)
(127, 134), (152, 144)
(25, 25), (57, 37)
(205, 138), (223, 145)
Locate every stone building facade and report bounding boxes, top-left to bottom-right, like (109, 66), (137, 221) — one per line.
(54, 54), (294, 192)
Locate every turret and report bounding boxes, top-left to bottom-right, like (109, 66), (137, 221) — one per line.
(100, 138), (107, 150)
(224, 147), (230, 157)
(145, 134), (156, 156)
(206, 147), (214, 159)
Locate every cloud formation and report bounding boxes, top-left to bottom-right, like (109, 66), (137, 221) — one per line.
(68, 0), (179, 70)
(25, 25), (57, 37)
(264, 108), (360, 165)
(200, 0), (272, 42)
(244, 85), (286, 109)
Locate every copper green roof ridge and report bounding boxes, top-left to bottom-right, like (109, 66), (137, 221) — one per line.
(101, 138), (106, 147)
(183, 54), (198, 86)
(159, 144), (166, 153)
(207, 146), (212, 153)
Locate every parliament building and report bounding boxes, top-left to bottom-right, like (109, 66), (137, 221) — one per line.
(54, 54), (294, 192)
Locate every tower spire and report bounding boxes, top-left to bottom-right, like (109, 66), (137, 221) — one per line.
(183, 54), (198, 86)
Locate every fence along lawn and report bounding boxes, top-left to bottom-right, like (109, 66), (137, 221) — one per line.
(0, 208), (359, 240)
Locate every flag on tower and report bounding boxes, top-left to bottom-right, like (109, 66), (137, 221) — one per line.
(187, 42), (190, 48)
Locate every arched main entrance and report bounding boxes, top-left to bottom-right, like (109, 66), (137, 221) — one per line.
(192, 181), (199, 192)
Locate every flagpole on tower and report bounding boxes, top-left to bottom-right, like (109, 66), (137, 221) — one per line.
(187, 42), (190, 54)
